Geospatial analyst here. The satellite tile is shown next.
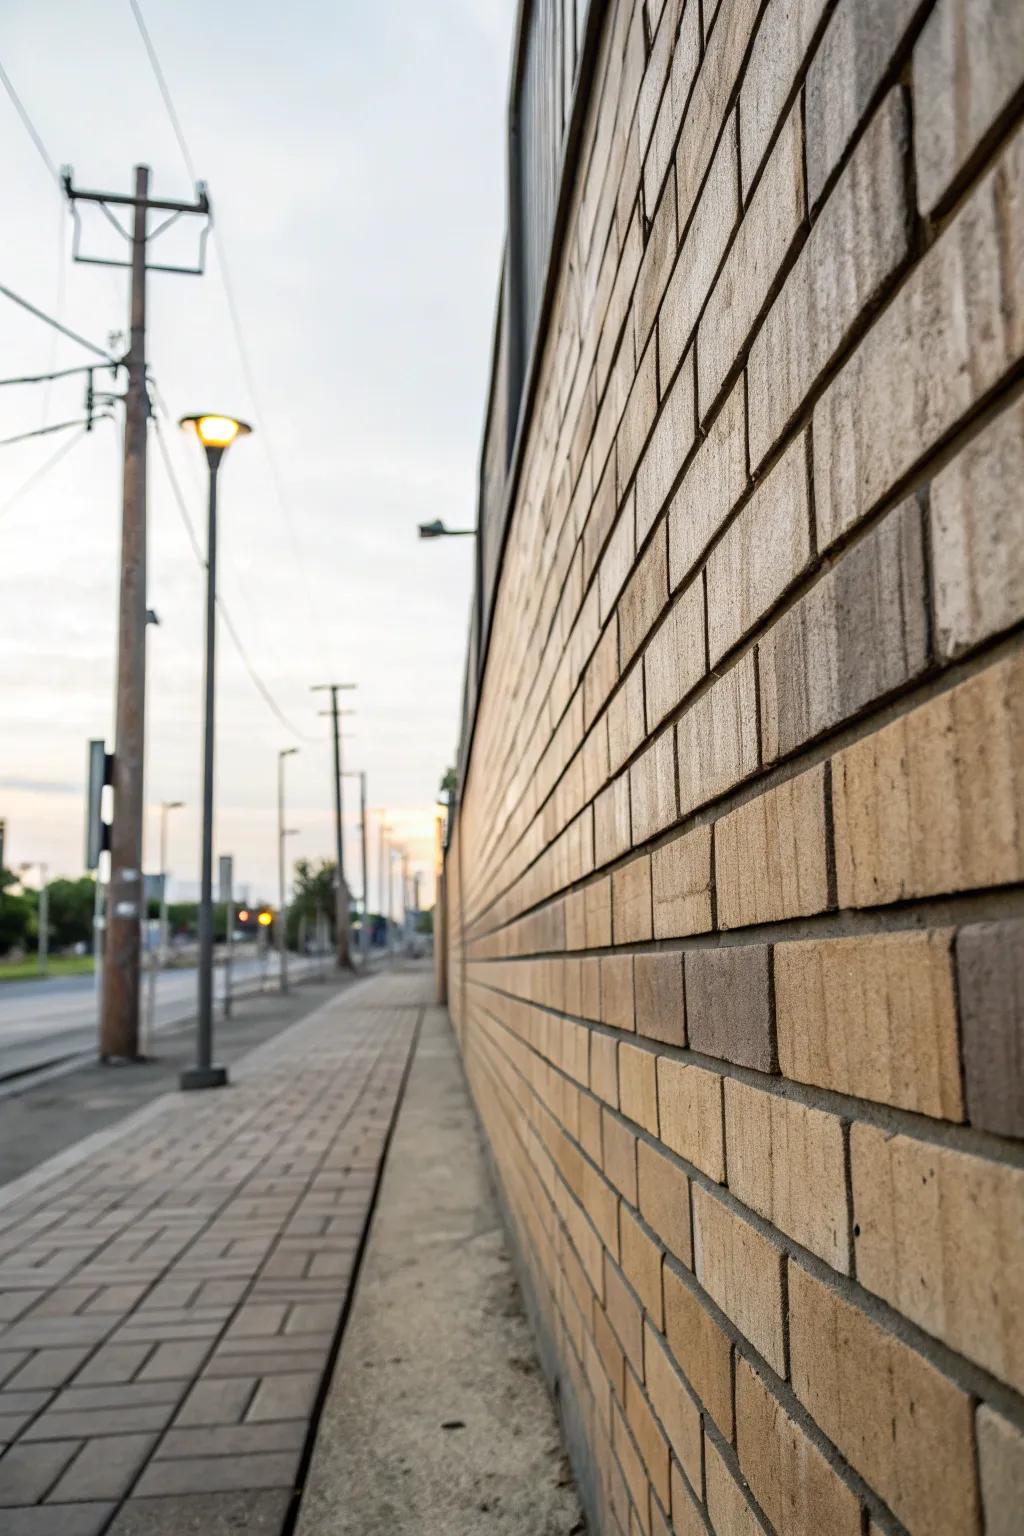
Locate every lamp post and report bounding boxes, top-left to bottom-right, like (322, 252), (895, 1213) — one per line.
(178, 413), (251, 1092)
(144, 799), (184, 1055)
(342, 769), (368, 958)
(277, 747), (299, 992)
(417, 519), (475, 538)
(19, 862), (48, 977)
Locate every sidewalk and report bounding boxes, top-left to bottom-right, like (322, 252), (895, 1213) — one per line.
(0, 966), (583, 1535)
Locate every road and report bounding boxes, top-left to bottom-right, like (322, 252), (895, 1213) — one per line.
(0, 950), (325, 1082)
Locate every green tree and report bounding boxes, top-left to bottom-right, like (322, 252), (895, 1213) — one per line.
(47, 877), (97, 951)
(286, 859), (338, 948)
(0, 868), (33, 955)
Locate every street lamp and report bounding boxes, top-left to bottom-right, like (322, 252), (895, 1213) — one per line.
(277, 747), (299, 993)
(19, 862), (48, 977)
(178, 412), (252, 1092)
(417, 518), (475, 539)
(144, 799), (184, 1055)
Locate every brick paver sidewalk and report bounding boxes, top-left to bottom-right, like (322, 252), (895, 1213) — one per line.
(0, 970), (426, 1534)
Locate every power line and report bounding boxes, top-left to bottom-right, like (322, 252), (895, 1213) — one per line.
(0, 280), (117, 363)
(0, 362), (99, 388)
(0, 414), (112, 448)
(126, 0), (197, 187)
(0, 424), (94, 525)
(0, 56), (59, 184)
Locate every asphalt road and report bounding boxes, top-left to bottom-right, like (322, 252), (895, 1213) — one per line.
(0, 950), (325, 1081)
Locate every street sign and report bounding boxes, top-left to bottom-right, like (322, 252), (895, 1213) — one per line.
(218, 855), (233, 904)
(85, 740), (113, 870)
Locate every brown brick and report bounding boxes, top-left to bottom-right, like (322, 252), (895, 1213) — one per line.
(691, 1185), (786, 1374)
(619, 1043), (659, 1137)
(613, 1397), (652, 1533)
(602, 956), (636, 1031)
(789, 1262), (980, 1536)
(656, 1058), (725, 1182)
(620, 1207), (664, 1329)
(581, 956), (603, 1021)
(677, 652), (759, 815)
(580, 1093), (603, 1163)
(626, 1365), (670, 1511)
(851, 1122), (1024, 1393)
(705, 1435), (768, 1534)
(634, 952), (685, 1047)
(715, 762), (830, 928)
(748, 89), (910, 469)
(643, 1323), (701, 1492)
(957, 918), (1024, 1137)
(663, 1264), (733, 1439)
(636, 349), (697, 543)
(725, 1080), (849, 1271)
(637, 1140), (691, 1269)
(832, 653), (1024, 907)
(584, 1159), (621, 1259)
(606, 1256), (645, 1375)
(738, 0), (830, 194)
(643, 581), (706, 731)
(977, 1404), (1024, 1536)
(931, 396), (1024, 660)
(684, 943), (773, 1070)
(913, 0), (1024, 214)
(613, 856), (654, 943)
(668, 375), (746, 591)
(670, 1458), (708, 1536)
(651, 825), (713, 939)
(775, 929), (963, 1120)
(813, 123), (1024, 551)
(735, 1356), (861, 1536)
(585, 877), (613, 948)
(659, 118), (738, 391)
(604, 1109), (638, 1204)
(592, 1031), (620, 1106)
(596, 774), (633, 867)
(594, 1301), (626, 1403)
(630, 731), (678, 845)
(759, 496), (928, 762)
(620, 523), (668, 672)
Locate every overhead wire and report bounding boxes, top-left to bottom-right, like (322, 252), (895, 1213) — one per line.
(0, 415), (112, 448)
(0, 281), (118, 363)
(0, 56), (60, 184)
(0, 424), (96, 525)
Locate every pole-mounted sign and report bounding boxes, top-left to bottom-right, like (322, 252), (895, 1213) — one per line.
(85, 739), (113, 871)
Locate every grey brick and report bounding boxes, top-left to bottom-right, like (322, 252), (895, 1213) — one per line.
(104, 1488), (290, 1534)
(48, 1434), (156, 1503)
(0, 1353), (30, 1389)
(72, 1345), (152, 1387)
(22, 1404), (176, 1441)
(51, 1382), (187, 1413)
(135, 1342), (210, 1382)
(204, 1349), (327, 1379)
(246, 1372), (320, 1423)
(957, 920), (1024, 1138)
(155, 1420), (306, 1459)
(3, 1350), (92, 1393)
(131, 1449), (300, 1497)
(685, 945), (775, 1070)
(173, 1377), (255, 1427)
(0, 1440), (81, 1506)
(1, 1503), (116, 1535)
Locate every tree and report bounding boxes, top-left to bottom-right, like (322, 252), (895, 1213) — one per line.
(47, 877), (97, 951)
(0, 868), (32, 956)
(287, 859), (338, 948)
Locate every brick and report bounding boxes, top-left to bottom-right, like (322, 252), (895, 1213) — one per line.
(635, 171), (677, 359)
(584, 1161), (620, 1257)
(603, 1110), (638, 1204)
(586, 620), (621, 732)
(775, 929), (963, 1120)
(643, 581), (705, 732)
(635, 351), (696, 543)
(155, 1419), (307, 1459)
(813, 123), (1024, 551)
(619, 1043), (659, 1136)
(651, 825), (712, 939)
(621, 1208), (664, 1328)
(706, 432), (811, 666)
(659, 119), (738, 391)
(977, 1405), (1024, 1536)
(715, 762), (830, 928)
(735, 1356), (861, 1536)
(832, 653), (1024, 907)
(625, 1365), (670, 1510)
(789, 1262), (979, 1536)
(957, 918), (1024, 1137)
(913, 0), (1024, 214)
(634, 953), (685, 1047)
(609, 663), (645, 774)
(691, 1186), (785, 1374)
(72, 1343), (155, 1386)
(600, 505), (637, 624)
(617, 339), (659, 502)
(596, 774), (632, 867)
(612, 1398), (651, 1532)
(668, 375), (746, 591)
(670, 1460), (710, 1536)
(643, 1323), (701, 1491)
(636, 1140), (691, 1269)
(592, 1033), (620, 1106)
(644, 0), (700, 215)
(173, 1375), (254, 1428)
(585, 877), (613, 948)
(22, 1402), (175, 1440)
(697, 102), (804, 418)
(619, 521), (668, 668)
(674, 0), (760, 237)
(804, 0), (922, 207)
(739, 0), (830, 194)
(49, 1433), (156, 1503)
(601, 956), (636, 1031)
(677, 652), (759, 815)
(684, 944), (773, 1070)
(581, 956), (602, 1021)
(759, 496), (928, 762)
(930, 396), (1024, 659)
(629, 731), (678, 845)
(613, 857), (653, 943)
(656, 1059), (724, 1182)
(663, 1265), (733, 1438)
(748, 89), (910, 469)
(705, 1435), (768, 1534)
(132, 1450), (300, 1497)
(725, 1080), (849, 1270)
(851, 1123), (1024, 1393)
(3, 1348), (90, 1391)
(605, 1257), (645, 1374)
(0, 1440), (80, 1506)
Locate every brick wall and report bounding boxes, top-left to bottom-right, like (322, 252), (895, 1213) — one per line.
(446, 2), (1024, 1533)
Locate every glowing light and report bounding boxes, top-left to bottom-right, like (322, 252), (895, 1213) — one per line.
(257, 910), (273, 927)
(179, 413), (252, 449)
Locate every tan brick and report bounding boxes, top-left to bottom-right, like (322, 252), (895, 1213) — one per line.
(603, 1109), (638, 1205)
(705, 1435), (768, 1535)
(789, 1262), (980, 1536)
(813, 122), (1024, 551)
(832, 653), (1024, 907)
(748, 89), (910, 469)
(581, 956), (602, 1021)
(738, 0), (830, 194)
(637, 1139), (691, 1269)
(725, 1080), (849, 1271)
(618, 341), (659, 500)
(595, 773), (632, 867)
(851, 1123), (1024, 1393)
(707, 432), (811, 666)
(668, 374), (746, 591)
(958, 917), (1024, 1137)
(774, 929), (963, 1120)
(613, 856), (653, 944)
(674, 0), (760, 236)
(685, 943), (772, 1070)
(646, 591), (706, 750)
(606, 1255), (645, 1375)
(619, 1043), (659, 1137)
(644, 0), (700, 215)
(913, 0), (1024, 214)
(634, 952), (685, 1047)
(931, 395), (1024, 659)
(635, 349), (696, 543)
(580, 1093), (603, 1164)
(643, 1323), (701, 1492)
(584, 1159), (621, 1259)
(698, 102), (804, 418)
(691, 1185), (786, 1374)
(677, 651), (759, 816)
(663, 1265), (733, 1439)
(613, 1398), (651, 1532)
(635, 168), (677, 359)
(620, 1206), (664, 1327)
(564, 890), (586, 951)
(656, 1058), (724, 1182)
(592, 1031), (620, 1106)
(626, 1365), (670, 1511)
(977, 1405), (1024, 1536)
(585, 876), (613, 948)
(600, 503), (638, 626)
(629, 731), (678, 845)
(586, 617), (620, 730)
(619, 521), (668, 668)
(735, 1356), (861, 1536)
(609, 664), (646, 773)
(651, 825), (713, 939)
(602, 955), (636, 1031)
(715, 762), (830, 928)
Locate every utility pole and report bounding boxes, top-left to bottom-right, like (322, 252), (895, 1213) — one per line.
(377, 817), (391, 952)
(64, 165), (211, 1060)
(312, 684), (357, 968)
(343, 770), (369, 958)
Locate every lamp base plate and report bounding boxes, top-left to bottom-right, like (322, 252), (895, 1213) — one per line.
(179, 1064), (229, 1092)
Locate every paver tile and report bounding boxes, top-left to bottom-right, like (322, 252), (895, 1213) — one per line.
(0, 1441), (81, 1506)
(48, 1433), (157, 1502)
(132, 1450), (301, 1498)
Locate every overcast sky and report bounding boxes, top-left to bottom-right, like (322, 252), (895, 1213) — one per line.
(1, 0), (515, 906)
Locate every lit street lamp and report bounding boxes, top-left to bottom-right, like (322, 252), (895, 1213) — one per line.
(417, 519), (475, 539)
(278, 747), (299, 993)
(178, 412), (252, 1092)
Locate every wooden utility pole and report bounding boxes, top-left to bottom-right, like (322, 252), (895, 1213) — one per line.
(312, 683), (357, 968)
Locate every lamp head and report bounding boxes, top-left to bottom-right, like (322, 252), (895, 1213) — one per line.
(418, 518), (446, 539)
(179, 414), (252, 452)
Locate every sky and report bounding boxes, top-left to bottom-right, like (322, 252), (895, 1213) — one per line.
(1, 0), (515, 908)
